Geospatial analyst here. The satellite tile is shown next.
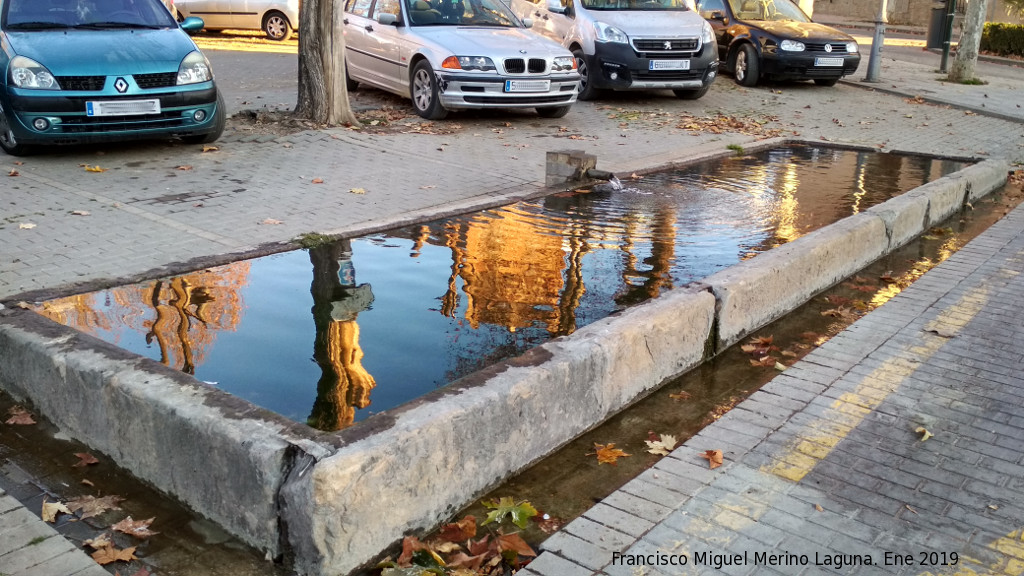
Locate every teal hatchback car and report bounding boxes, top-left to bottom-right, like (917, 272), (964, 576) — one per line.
(0, 0), (224, 155)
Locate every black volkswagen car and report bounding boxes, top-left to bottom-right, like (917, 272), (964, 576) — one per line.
(694, 0), (860, 87)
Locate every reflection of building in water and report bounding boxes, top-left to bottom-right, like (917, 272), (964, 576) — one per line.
(307, 241), (376, 431)
(38, 262), (251, 373)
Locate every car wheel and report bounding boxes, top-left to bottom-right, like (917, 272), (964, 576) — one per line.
(673, 83), (710, 100)
(182, 91), (226, 145)
(536, 105), (571, 118)
(263, 11), (292, 41)
(410, 60), (448, 120)
(572, 49), (599, 101)
(814, 78), (839, 87)
(346, 65), (359, 92)
(733, 44), (759, 87)
(0, 104), (33, 156)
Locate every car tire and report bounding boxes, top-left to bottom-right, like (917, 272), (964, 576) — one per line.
(346, 65), (359, 92)
(536, 105), (571, 118)
(263, 11), (292, 41)
(182, 91), (226, 145)
(0, 103), (33, 156)
(410, 60), (448, 120)
(814, 78), (839, 87)
(733, 43), (759, 87)
(673, 83), (710, 100)
(573, 49), (599, 101)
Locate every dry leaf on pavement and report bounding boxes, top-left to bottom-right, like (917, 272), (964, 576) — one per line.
(645, 434), (678, 456)
(5, 406), (36, 425)
(590, 442), (630, 465)
(41, 499), (71, 522)
(90, 544), (138, 565)
(72, 452), (99, 467)
(111, 516), (159, 538)
(701, 449), (724, 470)
(66, 495), (124, 519)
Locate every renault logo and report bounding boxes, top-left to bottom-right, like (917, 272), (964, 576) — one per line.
(824, 44), (833, 53)
(114, 77), (129, 93)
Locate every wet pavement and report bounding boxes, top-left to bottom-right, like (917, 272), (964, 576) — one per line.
(2, 22), (1024, 576)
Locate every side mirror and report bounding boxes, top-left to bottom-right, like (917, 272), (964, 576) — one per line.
(180, 16), (205, 32)
(522, 16), (534, 27)
(709, 9), (725, 20)
(377, 12), (399, 25)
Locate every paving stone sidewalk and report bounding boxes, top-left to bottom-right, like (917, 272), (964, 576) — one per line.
(0, 488), (108, 576)
(522, 198), (1024, 575)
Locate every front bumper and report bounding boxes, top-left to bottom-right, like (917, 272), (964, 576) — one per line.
(589, 41), (718, 91)
(434, 72), (581, 110)
(760, 49), (861, 81)
(3, 83), (221, 146)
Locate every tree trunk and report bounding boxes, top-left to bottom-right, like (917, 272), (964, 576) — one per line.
(948, 0), (989, 83)
(296, 0), (360, 125)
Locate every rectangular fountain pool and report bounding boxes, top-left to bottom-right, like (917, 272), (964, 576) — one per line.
(37, 145), (967, 431)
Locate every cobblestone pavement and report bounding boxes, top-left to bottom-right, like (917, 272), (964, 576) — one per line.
(522, 193), (1024, 576)
(1, 45), (1023, 576)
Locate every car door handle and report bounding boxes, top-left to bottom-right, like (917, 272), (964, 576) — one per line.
(343, 18), (349, 24)
(365, 24), (374, 31)
(534, 10), (541, 15)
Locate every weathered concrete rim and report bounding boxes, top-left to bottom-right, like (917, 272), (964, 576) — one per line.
(0, 149), (1010, 576)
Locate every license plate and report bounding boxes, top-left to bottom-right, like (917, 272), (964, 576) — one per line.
(86, 99), (161, 117)
(814, 57), (844, 67)
(649, 59), (690, 71)
(504, 79), (550, 93)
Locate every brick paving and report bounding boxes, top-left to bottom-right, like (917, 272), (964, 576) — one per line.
(1, 38), (1023, 576)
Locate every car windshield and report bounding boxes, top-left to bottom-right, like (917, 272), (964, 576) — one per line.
(728, 0), (808, 21)
(580, 0), (692, 11)
(406, 0), (521, 26)
(3, 0), (176, 30)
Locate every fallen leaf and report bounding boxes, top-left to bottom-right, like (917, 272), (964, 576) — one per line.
(111, 516), (159, 538)
(669, 390), (691, 401)
(260, 218), (283, 225)
(90, 544), (137, 565)
(904, 504), (918, 514)
(419, 185), (437, 190)
(83, 165), (107, 172)
(18, 222), (36, 230)
(83, 533), (112, 549)
(397, 535), (428, 566)
(41, 500), (71, 522)
(8, 169), (18, 176)
(701, 449), (723, 470)
(925, 327), (955, 338)
(70, 210), (91, 216)
(201, 145), (219, 152)
(439, 515), (477, 542)
(533, 512), (564, 534)
(72, 452), (99, 467)
(312, 178), (325, 184)
(175, 165), (193, 171)
(497, 533), (537, 559)
(645, 434), (678, 456)
(590, 442), (630, 465)
(66, 495), (124, 520)
(349, 187), (367, 194)
(814, 504), (824, 512)
(481, 497), (537, 529)
(5, 406), (36, 425)
(915, 426), (934, 441)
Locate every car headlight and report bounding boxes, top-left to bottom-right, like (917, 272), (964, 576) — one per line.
(779, 39), (805, 52)
(595, 22), (627, 44)
(9, 56), (59, 90)
(177, 51), (213, 85)
(553, 56), (577, 71)
(701, 20), (714, 44)
(442, 56), (496, 71)
(847, 41), (859, 53)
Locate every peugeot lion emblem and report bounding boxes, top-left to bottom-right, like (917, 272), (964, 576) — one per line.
(664, 41), (672, 50)
(825, 44), (833, 53)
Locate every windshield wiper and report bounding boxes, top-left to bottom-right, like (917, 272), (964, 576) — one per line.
(74, 21), (163, 29)
(6, 21), (71, 29)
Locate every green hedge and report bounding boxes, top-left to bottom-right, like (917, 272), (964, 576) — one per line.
(980, 23), (1024, 57)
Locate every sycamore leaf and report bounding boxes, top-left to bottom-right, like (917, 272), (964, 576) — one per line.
(669, 390), (691, 401)
(201, 145), (219, 152)
(915, 426), (934, 441)
(72, 452), (99, 467)
(70, 210), (91, 216)
(645, 434), (678, 456)
(496, 533), (537, 559)
(83, 533), (112, 550)
(312, 178), (325, 184)
(83, 165), (107, 173)
(260, 218), (283, 225)
(701, 449), (724, 470)
(439, 515), (477, 543)
(481, 497), (537, 529)
(397, 536), (428, 566)
(111, 516), (158, 538)
(6, 407), (36, 425)
(41, 500), (71, 522)
(90, 544), (137, 565)
(590, 442), (630, 465)
(66, 495), (124, 520)
(18, 222), (36, 230)
(814, 504), (824, 512)
(176, 165), (193, 171)
(349, 187), (367, 194)
(8, 169), (19, 176)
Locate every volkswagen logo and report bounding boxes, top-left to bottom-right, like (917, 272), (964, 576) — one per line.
(824, 44), (833, 53)
(114, 77), (129, 93)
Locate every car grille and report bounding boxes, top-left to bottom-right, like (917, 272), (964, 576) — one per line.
(463, 94), (572, 105)
(632, 38), (700, 52)
(134, 73), (179, 89)
(806, 42), (850, 53)
(57, 76), (106, 91)
(633, 69), (704, 81)
(503, 58), (547, 74)
(58, 113), (189, 133)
